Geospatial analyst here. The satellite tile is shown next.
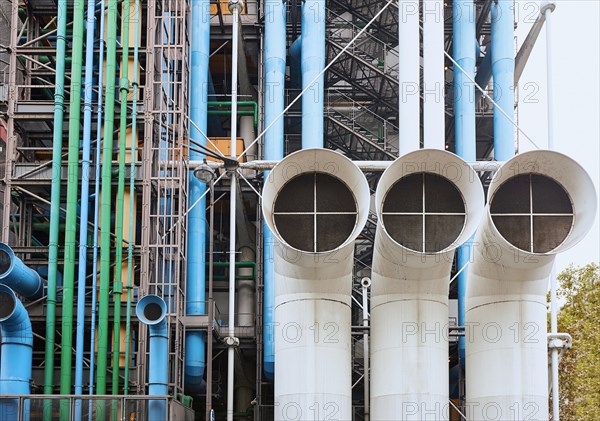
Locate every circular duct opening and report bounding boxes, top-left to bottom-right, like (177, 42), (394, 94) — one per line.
(273, 172), (358, 252)
(0, 249), (10, 274)
(490, 173), (573, 253)
(381, 172), (466, 253)
(144, 302), (163, 322)
(0, 290), (15, 319)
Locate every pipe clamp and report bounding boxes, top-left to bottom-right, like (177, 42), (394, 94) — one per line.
(224, 336), (240, 347)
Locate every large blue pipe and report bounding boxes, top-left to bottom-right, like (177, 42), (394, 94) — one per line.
(453, 0), (476, 369)
(74, 0), (96, 405)
(491, 0), (515, 161)
(301, 0), (325, 149)
(0, 284), (33, 419)
(0, 243), (43, 299)
(186, 0), (210, 393)
(262, 0), (287, 382)
(136, 295), (169, 420)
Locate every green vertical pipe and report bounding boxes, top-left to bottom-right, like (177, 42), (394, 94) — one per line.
(58, 0), (85, 403)
(96, 0), (118, 396)
(44, 0), (67, 406)
(112, 0), (132, 395)
(123, 0), (140, 394)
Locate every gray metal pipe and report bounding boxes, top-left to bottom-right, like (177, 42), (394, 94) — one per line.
(183, 160), (505, 173)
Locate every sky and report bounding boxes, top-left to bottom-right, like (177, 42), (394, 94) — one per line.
(514, 0), (600, 272)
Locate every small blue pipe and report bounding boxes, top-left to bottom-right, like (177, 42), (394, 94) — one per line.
(186, 0), (210, 393)
(89, 0), (106, 401)
(263, 223), (275, 381)
(301, 0), (325, 149)
(263, 0), (287, 382)
(0, 285), (33, 420)
(0, 243), (43, 299)
(491, 0), (515, 161)
(136, 295), (168, 420)
(453, 0), (476, 369)
(74, 0), (96, 408)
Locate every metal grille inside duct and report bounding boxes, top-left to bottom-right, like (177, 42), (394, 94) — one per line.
(273, 172), (358, 252)
(381, 172), (466, 253)
(491, 174), (574, 253)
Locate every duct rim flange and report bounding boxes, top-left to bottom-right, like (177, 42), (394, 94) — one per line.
(136, 294), (168, 326)
(262, 148), (370, 255)
(375, 148), (485, 255)
(486, 150), (597, 256)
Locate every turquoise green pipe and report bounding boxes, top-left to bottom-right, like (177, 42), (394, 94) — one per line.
(123, 0), (141, 395)
(112, 0), (132, 396)
(96, 0), (118, 396)
(44, 0), (67, 408)
(59, 0), (84, 403)
(208, 101), (258, 128)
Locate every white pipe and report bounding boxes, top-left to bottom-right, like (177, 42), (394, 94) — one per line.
(542, 3), (560, 419)
(262, 148), (370, 421)
(361, 277), (371, 421)
(370, 149), (485, 420)
(240, 116), (257, 161)
(227, 1), (243, 419)
(237, 246), (255, 327)
(398, 0), (420, 154)
(423, 0), (445, 149)
(465, 150), (597, 420)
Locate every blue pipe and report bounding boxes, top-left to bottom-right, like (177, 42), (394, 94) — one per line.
(0, 243), (43, 299)
(453, 0), (476, 369)
(89, 0), (106, 401)
(186, 0), (210, 393)
(301, 0), (325, 149)
(263, 0), (287, 382)
(0, 285), (33, 420)
(491, 0), (515, 161)
(74, 0), (96, 407)
(136, 295), (168, 420)
(289, 36), (302, 90)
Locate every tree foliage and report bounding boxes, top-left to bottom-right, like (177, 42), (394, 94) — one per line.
(555, 263), (600, 420)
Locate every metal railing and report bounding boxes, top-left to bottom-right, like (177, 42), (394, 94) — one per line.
(326, 88), (399, 154)
(0, 394), (196, 421)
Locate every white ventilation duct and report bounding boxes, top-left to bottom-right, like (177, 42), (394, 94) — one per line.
(262, 148), (370, 421)
(466, 150), (597, 420)
(370, 149), (485, 420)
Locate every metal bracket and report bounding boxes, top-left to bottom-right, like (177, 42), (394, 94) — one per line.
(547, 333), (572, 350)
(224, 336), (240, 347)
